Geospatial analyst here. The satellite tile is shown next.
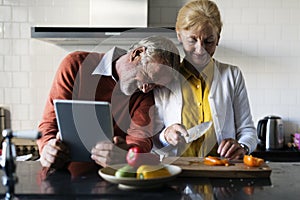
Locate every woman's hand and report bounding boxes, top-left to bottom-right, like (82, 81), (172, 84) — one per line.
(217, 138), (247, 159)
(164, 123), (188, 146)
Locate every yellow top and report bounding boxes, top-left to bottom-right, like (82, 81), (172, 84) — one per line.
(180, 59), (217, 157)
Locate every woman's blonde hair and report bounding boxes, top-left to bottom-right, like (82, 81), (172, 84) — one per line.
(176, 0), (223, 37)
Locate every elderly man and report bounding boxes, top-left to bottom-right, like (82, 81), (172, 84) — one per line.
(37, 35), (180, 171)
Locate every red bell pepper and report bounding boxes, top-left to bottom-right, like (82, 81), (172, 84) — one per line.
(126, 147), (141, 167)
(126, 147), (160, 168)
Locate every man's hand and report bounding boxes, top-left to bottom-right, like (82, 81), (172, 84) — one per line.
(164, 123), (188, 146)
(40, 132), (70, 169)
(217, 138), (247, 160)
(91, 136), (129, 168)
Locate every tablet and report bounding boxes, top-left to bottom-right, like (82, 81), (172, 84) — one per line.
(54, 99), (113, 162)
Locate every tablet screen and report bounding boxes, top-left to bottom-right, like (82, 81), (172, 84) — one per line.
(54, 99), (113, 162)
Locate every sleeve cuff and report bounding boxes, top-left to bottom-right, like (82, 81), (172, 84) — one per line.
(159, 130), (170, 147)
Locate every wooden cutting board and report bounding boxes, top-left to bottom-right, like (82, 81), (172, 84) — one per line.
(162, 157), (272, 178)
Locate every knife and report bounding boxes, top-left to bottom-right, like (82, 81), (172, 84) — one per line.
(177, 121), (213, 156)
(184, 121), (212, 143)
(153, 122), (213, 157)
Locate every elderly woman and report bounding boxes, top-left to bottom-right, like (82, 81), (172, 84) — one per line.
(154, 0), (258, 159)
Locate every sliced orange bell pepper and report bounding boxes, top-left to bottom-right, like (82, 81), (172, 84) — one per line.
(243, 155), (264, 167)
(203, 156), (229, 166)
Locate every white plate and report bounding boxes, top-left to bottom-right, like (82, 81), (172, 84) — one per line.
(99, 164), (182, 190)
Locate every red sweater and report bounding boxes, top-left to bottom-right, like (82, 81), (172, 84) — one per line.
(37, 51), (155, 155)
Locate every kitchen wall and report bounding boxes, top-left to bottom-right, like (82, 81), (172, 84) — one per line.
(0, 0), (300, 143)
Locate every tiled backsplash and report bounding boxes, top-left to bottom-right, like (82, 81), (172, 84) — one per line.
(0, 0), (300, 143)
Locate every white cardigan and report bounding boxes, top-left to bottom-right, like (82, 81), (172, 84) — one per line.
(153, 60), (258, 155)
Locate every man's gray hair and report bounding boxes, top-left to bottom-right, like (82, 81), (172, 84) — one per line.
(129, 35), (180, 72)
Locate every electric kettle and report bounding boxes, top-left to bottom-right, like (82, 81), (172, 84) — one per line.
(257, 115), (284, 150)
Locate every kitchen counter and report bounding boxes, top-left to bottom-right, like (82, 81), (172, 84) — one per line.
(252, 149), (300, 162)
(0, 161), (299, 199)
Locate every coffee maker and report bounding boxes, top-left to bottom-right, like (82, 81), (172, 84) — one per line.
(257, 115), (284, 151)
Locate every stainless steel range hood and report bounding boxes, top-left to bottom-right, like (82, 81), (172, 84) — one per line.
(31, 26), (176, 45)
(30, 0), (176, 45)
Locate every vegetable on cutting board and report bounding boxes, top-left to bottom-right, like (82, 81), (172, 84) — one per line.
(203, 156), (230, 166)
(243, 155), (264, 167)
